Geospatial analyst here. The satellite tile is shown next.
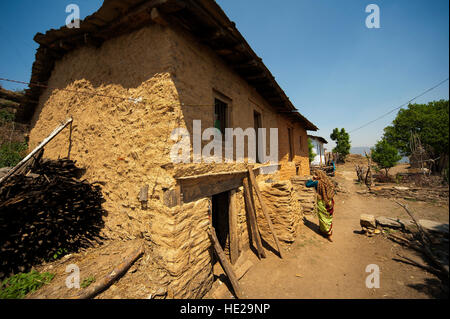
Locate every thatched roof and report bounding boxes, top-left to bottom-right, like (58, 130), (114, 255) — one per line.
(17, 0), (318, 131)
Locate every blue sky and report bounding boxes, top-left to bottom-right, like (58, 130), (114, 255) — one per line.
(0, 1), (448, 149)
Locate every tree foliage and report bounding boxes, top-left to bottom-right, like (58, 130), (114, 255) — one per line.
(0, 142), (28, 168)
(308, 138), (316, 163)
(371, 139), (402, 176)
(383, 100), (449, 159)
(330, 128), (351, 162)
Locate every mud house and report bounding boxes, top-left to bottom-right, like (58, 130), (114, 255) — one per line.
(308, 135), (327, 167)
(18, 0), (318, 298)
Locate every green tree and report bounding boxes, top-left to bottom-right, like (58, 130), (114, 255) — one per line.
(330, 128), (351, 162)
(308, 138), (316, 163)
(383, 100), (449, 165)
(371, 139), (402, 176)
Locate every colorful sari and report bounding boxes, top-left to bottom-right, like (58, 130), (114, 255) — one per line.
(306, 170), (336, 238)
(317, 198), (334, 236)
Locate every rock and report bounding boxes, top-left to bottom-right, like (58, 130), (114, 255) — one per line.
(418, 219), (449, 235)
(398, 219), (415, 230)
(376, 217), (402, 228)
(360, 214), (376, 229)
(394, 186), (409, 191)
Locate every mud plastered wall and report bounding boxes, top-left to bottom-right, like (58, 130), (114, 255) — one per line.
(28, 25), (183, 242)
(277, 117), (311, 180)
(165, 25), (309, 176)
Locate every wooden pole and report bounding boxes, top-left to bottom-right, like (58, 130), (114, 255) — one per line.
(242, 177), (266, 259)
(67, 120), (73, 160)
(208, 227), (243, 299)
(228, 190), (240, 265)
(0, 117), (73, 186)
(247, 165), (283, 259)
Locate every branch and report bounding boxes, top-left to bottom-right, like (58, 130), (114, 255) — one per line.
(394, 200), (449, 279)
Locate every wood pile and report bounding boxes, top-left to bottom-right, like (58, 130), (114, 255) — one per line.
(0, 157), (105, 280)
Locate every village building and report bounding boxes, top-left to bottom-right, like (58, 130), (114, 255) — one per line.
(308, 135), (328, 167)
(17, 0), (319, 298)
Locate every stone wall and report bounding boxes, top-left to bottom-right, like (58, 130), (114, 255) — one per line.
(291, 176), (317, 215)
(254, 179), (302, 244)
(150, 198), (213, 298)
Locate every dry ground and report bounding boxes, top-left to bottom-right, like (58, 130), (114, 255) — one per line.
(26, 160), (449, 299)
(215, 161), (449, 299)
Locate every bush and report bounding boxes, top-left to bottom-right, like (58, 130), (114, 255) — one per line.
(308, 138), (316, 163)
(0, 271), (55, 299)
(0, 109), (15, 124)
(0, 141), (28, 168)
(371, 139), (402, 176)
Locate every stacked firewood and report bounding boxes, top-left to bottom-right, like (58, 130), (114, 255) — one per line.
(0, 157), (105, 280)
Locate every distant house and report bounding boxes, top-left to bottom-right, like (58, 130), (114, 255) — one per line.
(308, 135), (328, 166)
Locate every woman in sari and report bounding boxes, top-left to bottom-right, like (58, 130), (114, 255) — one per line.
(305, 170), (336, 242)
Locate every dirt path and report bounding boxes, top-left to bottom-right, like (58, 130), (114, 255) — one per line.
(226, 165), (448, 299)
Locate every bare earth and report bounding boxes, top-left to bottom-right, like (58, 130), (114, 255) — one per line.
(28, 161), (448, 299)
(218, 162), (449, 299)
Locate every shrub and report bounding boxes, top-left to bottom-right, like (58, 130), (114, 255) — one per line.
(0, 141), (28, 168)
(308, 138), (316, 163)
(0, 271), (55, 299)
(0, 109), (15, 124)
(371, 139), (402, 176)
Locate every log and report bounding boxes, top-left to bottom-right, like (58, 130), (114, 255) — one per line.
(247, 166), (283, 258)
(72, 243), (145, 299)
(395, 253), (444, 278)
(208, 227), (243, 299)
(242, 177), (266, 259)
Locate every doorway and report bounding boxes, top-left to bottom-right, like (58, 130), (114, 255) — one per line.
(211, 191), (230, 252)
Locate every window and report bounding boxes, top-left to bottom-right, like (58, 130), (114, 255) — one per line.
(214, 98), (228, 135)
(288, 128), (294, 162)
(254, 111), (262, 163)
